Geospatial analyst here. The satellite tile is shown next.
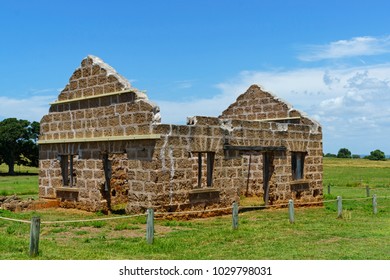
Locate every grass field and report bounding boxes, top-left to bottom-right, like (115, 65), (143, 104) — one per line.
(0, 164), (39, 174)
(0, 164), (39, 199)
(0, 158), (389, 260)
(323, 157), (390, 189)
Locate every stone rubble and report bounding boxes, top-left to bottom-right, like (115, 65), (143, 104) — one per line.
(0, 195), (35, 212)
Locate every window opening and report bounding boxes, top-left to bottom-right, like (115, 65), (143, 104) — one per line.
(103, 154), (112, 192)
(196, 152), (215, 188)
(60, 155), (76, 187)
(197, 153), (202, 188)
(263, 152), (273, 205)
(292, 152), (305, 180)
(206, 152), (215, 187)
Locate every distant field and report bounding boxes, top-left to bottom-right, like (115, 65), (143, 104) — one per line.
(0, 164), (39, 174)
(323, 158), (390, 190)
(0, 158), (389, 260)
(0, 176), (38, 198)
(0, 164), (39, 198)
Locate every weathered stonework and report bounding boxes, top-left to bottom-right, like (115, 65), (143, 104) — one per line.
(39, 55), (323, 214)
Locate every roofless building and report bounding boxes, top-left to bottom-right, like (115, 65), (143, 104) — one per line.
(38, 55), (323, 213)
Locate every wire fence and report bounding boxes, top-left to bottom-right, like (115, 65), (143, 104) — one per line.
(0, 191), (389, 257)
(325, 183), (390, 195)
(0, 195), (389, 224)
(0, 216), (32, 224)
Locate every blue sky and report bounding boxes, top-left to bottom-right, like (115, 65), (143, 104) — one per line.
(1, 0), (390, 155)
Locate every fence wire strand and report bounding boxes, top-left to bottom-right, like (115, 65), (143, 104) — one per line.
(0, 216), (32, 224)
(41, 213), (146, 225)
(154, 206), (233, 217)
(0, 195), (389, 225)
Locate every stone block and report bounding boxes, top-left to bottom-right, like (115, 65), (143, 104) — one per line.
(98, 74), (107, 85)
(113, 127), (124, 137)
(132, 112), (147, 124)
(115, 82), (124, 91)
(104, 83), (116, 93)
(70, 80), (78, 91)
(82, 66), (92, 77)
(87, 76), (98, 87)
(115, 103), (126, 115)
(93, 86), (104, 96)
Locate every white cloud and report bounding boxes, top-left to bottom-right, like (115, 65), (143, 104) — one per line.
(0, 94), (56, 122)
(173, 80), (195, 89)
(319, 96), (344, 110)
(156, 89), (237, 124)
(346, 70), (390, 90)
(298, 35), (390, 61)
(215, 68), (329, 110)
(323, 71), (340, 88)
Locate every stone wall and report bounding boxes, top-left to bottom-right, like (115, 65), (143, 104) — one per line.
(221, 85), (291, 120)
(57, 55), (131, 101)
(39, 55), (160, 211)
(40, 57), (160, 143)
(40, 94), (158, 142)
(39, 55), (323, 214)
(220, 84), (319, 127)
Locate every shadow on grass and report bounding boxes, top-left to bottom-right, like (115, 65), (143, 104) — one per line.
(0, 172), (39, 176)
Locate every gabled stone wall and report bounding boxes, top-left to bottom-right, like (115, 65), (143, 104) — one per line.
(221, 85), (291, 121)
(57, 55), (131, 101)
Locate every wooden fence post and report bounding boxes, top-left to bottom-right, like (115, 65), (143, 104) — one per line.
(29, 216), (41, 257)
(232, 202), (239, 230)
(337, 196), (343, 218)
(372, 194), (378, 215)
(327, 184), (331, 195)
(288, 199), (295, 224)
(366, 186), (370, 197)
(146, 208), (154, 244)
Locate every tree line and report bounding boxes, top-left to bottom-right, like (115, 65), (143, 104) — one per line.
(0, 118), (39, 175)
(324, 148), (387, 160)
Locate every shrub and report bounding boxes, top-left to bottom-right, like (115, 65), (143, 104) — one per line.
(324, 153), (337, 158)
(337, 148), (352, 158)
(367, 149), (386, 161)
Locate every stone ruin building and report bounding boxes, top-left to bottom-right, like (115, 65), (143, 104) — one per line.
(38, 55), (323, 214)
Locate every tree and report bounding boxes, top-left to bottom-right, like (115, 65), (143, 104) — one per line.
(0, 118), (39, 175)
(324, 153), (337, 158)
(367, 149), (386, 161)
(17, 121), (40, 167)
(337, 148), (352, 158)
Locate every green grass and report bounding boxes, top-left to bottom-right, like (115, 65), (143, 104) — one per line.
(0, 164), (39, 199)
(0, 158), (389, 260)
(323, 157), (390, 189)
(0, 200), (389, 260)
(0, 163), (39, 174)
(0, 176), (38, 198)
